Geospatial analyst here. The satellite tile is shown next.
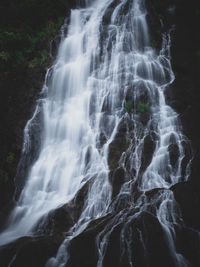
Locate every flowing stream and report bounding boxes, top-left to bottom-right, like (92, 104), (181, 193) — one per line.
(0, 0), (193, 266)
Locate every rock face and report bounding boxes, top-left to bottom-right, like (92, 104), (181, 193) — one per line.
(0, 179), (92, 266)
(66, 203), (181, 267)
(0, 235), (64, 267)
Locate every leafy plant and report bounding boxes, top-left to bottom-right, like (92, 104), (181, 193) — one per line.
(124, 101), (133, 112)
(28, 57), (40, 68)
(40, 50), (48, 65)
(0, 15), (64, 74)
(28, 50), (48, 68)
(137, 102), (149, 113)
(7, 152), (15, 164)
(0, 51), (9, 61)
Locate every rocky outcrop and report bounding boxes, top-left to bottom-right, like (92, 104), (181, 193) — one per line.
(0, 178), (92, 266)
(0, 235), (64, 267)
(35, 179), (91, 235)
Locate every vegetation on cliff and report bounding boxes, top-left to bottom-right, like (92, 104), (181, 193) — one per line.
(0, 0), (74, 74)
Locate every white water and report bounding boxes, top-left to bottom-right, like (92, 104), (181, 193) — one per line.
(0, 0), (192, 266)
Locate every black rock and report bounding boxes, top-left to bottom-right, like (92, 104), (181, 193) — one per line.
(0, 235), (64, 267)
(110, 167), (125, 198)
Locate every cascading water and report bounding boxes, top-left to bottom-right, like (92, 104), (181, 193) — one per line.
(0, 0), (195, 266)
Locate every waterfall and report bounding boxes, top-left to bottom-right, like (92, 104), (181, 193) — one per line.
(0, 0), (193, 266)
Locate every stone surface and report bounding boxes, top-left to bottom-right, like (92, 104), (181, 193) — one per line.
(0, 235), (64, 267)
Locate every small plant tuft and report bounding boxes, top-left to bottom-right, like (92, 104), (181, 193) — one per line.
(7, 152), (15, 164)
(137, 102), (149, 113)
(124, 101), (133, 112)
(0, 51), (10, 61)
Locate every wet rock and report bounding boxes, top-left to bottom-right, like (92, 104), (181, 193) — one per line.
(66, 205), (180, 267)
(110, 193), (132, 212)
(133, 211), (176, 267)
(100, 211), (177, 267)
(91, 211), (148, 267)
(125, 85), (135, 103)
(102, 223), (130, 267)
(96, 132), (107, 149)
(35, 204), (75, 236)
(145, 187), (167, 200)
(180, 140), (192, 178)
(102, 0), (120, 26)
(110, 167), (125, 198)
(67, 214), (113, 267)
(139, 134), (156, 174)
(0, 235), (64, 267)
(71, 179), (92, 219)
(108, 121), (128, 170)
(50, 33), (62, 59)
(35, 180), (91, 235)
(136, 109), (150, 126)
(168, 143), (179, 168)
(124, 157), (137, 180)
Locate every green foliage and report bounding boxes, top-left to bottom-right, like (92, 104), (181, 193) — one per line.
(137, 102), (149, 113)
(28, 58), (39, 68)
(15, 51), (25, 63)
(124, 101), (149, 113)
(0, 15), (64, 73)
(0, 169), (9, 183)
(28, 50), (48, 68)
(0, 51), (9, 61)
(40, 50), (48, 64)
(124, 101), (133, 112)
(7, 152), (15, 164)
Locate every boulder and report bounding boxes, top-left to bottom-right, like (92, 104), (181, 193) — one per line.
(0, 235), (64, 267)
(67, 214), (113, 267)
(35, 179), (92, 235)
